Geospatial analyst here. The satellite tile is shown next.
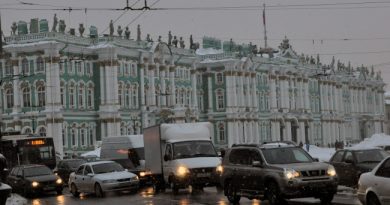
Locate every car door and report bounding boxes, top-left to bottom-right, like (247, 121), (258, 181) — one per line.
(374, 158), (390, 203)
(7, 167), (19, 190)
(73, 165), (85, 191)
(248, 149), (265, 194)
(330, 150), (345, 181)
(83, 165), (95, 193)
(162, 144), (174, 182)
(14, 168), (25, 192)
(228, 149), (252, 192)
(341, 151), (358, 186)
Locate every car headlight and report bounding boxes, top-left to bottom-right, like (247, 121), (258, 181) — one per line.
(102, 179), (117, 183)
(139, 171), (146, 177)
(327, 165), (337, 177)
(177, 166), (190, 177)
(32, 181), (39, 187)
(284, 168), (300, 180)
(132, 176), (139, 181)
(216, 165), (223, 174)
(56, 178), (63, 184)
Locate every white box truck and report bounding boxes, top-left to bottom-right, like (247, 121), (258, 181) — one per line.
(144, 122), (222, 194)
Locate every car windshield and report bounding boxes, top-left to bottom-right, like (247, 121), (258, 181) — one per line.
(24, 166), (52, 177)
(92, 162), (125, 174)
(262, 147), (314, 164)
(65, 160), (86, 169)
(173, 141), (217, 159)
(355, 150), (390, 163)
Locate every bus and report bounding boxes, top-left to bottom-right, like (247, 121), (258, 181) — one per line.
(0, 134), (56, 169)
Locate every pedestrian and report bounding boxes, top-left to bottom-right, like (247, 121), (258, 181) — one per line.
(305, 141), (310, 152)
(299, 141), (303, 148)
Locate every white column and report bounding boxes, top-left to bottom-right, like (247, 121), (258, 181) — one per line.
(239, 74), (244, 108)
(170, 67), (175, 107)
(207, 72), (213, 112)
(140, 65), (145, 106)
(227, 121), (235, 147)
(304, 81), (310, 111)
(232, 75), (237, 108)
(270, 78), (277, 111)
(285, 121), (292, 141)
(160, 68), (166, 106)
(150, 65), (156, 106)
(299, 122), (305, 144)
(191, 70), (198, 110)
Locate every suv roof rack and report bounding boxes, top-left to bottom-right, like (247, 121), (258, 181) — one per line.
(261, 141), (297, 146)
(231, 144), (260, 148)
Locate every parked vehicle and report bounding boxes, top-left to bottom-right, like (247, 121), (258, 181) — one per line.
(68, 161), (139, 198)
(144, 122), (221, 194)
(357, 156), (390, 205)
(6, 164), (63, 197)
(377, 145), (390, 153)
(0, 153), (11, 205)
(329, 148), (389, 187)
(54, 159), (86, 183)
(100, 135), (149, 184)
(220, 142), (338, 205)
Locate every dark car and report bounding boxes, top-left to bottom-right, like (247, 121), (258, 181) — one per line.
(6, 164), (63, 197)
(54, 159), (86, 183)
(329, 148), (390, 187)
(220, 142), (338, 205)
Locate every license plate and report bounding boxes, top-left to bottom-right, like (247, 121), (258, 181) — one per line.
(197, 173), (210, 178)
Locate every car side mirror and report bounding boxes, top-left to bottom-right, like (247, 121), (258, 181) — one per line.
(345, 159), (354, 164)
(252, 161), (263, 167)
(313, 158), (319, 162)
(164, 154), (171, 161)
(87, 173), (94, 177)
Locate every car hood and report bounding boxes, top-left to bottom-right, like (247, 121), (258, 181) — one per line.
(270, 162), (330, 171)
(26, 174), (58, 182)
(175, 157), (221, 169)
(94, 171), (136, 180)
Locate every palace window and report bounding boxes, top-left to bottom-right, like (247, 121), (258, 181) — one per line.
(36, 57), (44, 72)
(216, 73), (224, 84)
(38, 127), (46, 137)
(78, 84), (84, 108)
(216, 89), (225, 110)
(37, 85), (45, 107)
(21, 58), (29, 74)
(69, 84), (75, 108)
(87, 87), (94, 108)
(76, 62), (82, 75)
(6, 89), (14, 108)
(5, 60), (12, 76)
(80, 129), (86, 146)
(22, 87), (31, 107)
(132, 85), (138, 108)
(71, 128), (77, 146)
(60, 84), (65, 106)
(218, 123), (225, 142)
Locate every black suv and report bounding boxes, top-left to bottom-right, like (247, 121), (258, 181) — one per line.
(220, 142), (338, 205)
(54, 159), (86, 184)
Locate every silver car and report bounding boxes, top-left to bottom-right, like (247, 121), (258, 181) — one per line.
(68, 161), (139, 197)
(357, 156), (390, 205)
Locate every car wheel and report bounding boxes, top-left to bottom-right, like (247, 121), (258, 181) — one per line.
(320, 193), (334, 205)
(367, 193), (381, 205)
(94, 183), (105, 198)
(70, 183), (80, 197)
(267, 182), (287, 205)
(56, 188), (63, 195)
(216, 184), (223, 193)
(224, 180), (240, 204)
(169, 178), (179, 195)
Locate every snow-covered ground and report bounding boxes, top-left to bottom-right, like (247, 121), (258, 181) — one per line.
(6, 194), (27, 205)
(308, 145), (336, 162)
(81, 147), (101, 157)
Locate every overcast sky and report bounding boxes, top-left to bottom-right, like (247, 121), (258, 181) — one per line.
(1, 0), (390, 90)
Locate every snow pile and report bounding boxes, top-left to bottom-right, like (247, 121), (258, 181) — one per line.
(352, 133), (390, 149)
(81, 147), (101, 157)
(307, 145), (335, 162)
(6, 194), (27, 205)
(196, 48), (223, 55)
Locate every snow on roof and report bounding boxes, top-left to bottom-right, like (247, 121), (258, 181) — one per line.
(385, 91), (390, 97)
(352, 133), (390, 149)
(4, 40), (58, 48)
(81, 147), (101, 157)
(196, 48), (224, 55)
(88, 42), (115, 49)
(308, 145), (335, 162)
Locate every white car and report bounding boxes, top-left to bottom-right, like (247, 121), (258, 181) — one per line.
(357, 156), (390, 205)
(68, 161), (139, 197)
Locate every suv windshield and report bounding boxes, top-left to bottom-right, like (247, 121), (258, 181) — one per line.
(24, 166), (52, 177)
(173, 141), (217, 159)
(262, 147), (313, 164)
(92, 162), (125, 174)
(355, 149), (389, 163)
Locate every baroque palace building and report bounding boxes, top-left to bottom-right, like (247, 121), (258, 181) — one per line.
(0, 18), (386, 158)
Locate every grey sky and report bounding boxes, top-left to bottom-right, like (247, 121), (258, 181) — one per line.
(1, 0), (389, 90)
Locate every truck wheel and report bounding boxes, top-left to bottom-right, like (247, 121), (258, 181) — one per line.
(266, 182), (287, 205)
(169, 177), (179, 195)
(320, 193), (334, 205)
(224, 180), (240, 204)
(70, 183), (80, 197)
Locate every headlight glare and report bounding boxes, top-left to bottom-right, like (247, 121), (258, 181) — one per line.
(32, 181), (39, 187)
(56, 178), (63, 184)
(327, 165), (337, 177)
(139, 171), (146, 177)
(177, 166), (189, 177)
(216, 165), (223, 174)
(284, 169), (300, 179)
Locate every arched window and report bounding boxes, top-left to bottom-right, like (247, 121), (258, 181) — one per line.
(216, 73), (224, 84)
(22, 58), (29, 74)
(62, 128), (66, 148)
(22, 87), (31, 107)
(6, 88), (14, 108)
(132, 84), (138, 108)
(80, 129), (86, 146)
(36, 57), (44, 72)
(60, 83), (65, 106)
(118, 83), (124, 107)
(87, 86), (94, 108)
(37, 85), (45, 107)
(78, 83), (84, 108)
(69, 83), (75, 108)
(5, 60), (12, 76)
(23, 128), (32, 134)
(71, 128), (77, 146)
(125, 85), (130, 108)
(38, 127), (46, 137)
(218, 123), (225, 142)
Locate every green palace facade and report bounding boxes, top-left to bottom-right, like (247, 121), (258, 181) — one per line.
(0, 18), (386, 158)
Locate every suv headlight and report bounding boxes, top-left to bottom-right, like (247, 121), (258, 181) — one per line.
(284, 168), (300, 180)
(177, 166), (190, 177)
(216, 165), (223, 174)
(327, 165), (337, 177)
(32, 181), (39, 187)
(56, 178), (63, 184)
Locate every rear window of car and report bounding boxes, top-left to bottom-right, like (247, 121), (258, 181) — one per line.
(24, 166), (52, 177)
(355, 150), (390, 163)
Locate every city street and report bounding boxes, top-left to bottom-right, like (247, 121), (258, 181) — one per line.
(25, 186), (362, 205)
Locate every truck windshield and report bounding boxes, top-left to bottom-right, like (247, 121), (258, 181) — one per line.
(173, 141), (217, 159)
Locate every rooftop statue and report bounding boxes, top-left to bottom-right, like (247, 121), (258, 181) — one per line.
(52, 14), (58, 32)
(117, 25), (123, 37)
(168, 31), (172, 46)
(125, 27), (130, 39)
(172, 36), (178, 47)
(59, 20), (66, 33)
(158, 35), (162, 42)
(79, 24), (85, 37)
(316, 54), (320, 65)
(371, 66), (375, 77)
(179, 37), (185, 48)
(11, 22), (17, 35)
(299, 53), (305, 64)
(146, 33), (152, 42)
(330, 56), (335, 69)
(137, 24), (141, 41)
(109, 20), (114, 36)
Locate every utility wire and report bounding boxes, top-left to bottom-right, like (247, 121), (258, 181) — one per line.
(125, 0), (161, 27)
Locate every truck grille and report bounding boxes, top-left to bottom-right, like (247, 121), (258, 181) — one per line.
(300, 170), (326, 177)
(189, 167), (214, 174)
